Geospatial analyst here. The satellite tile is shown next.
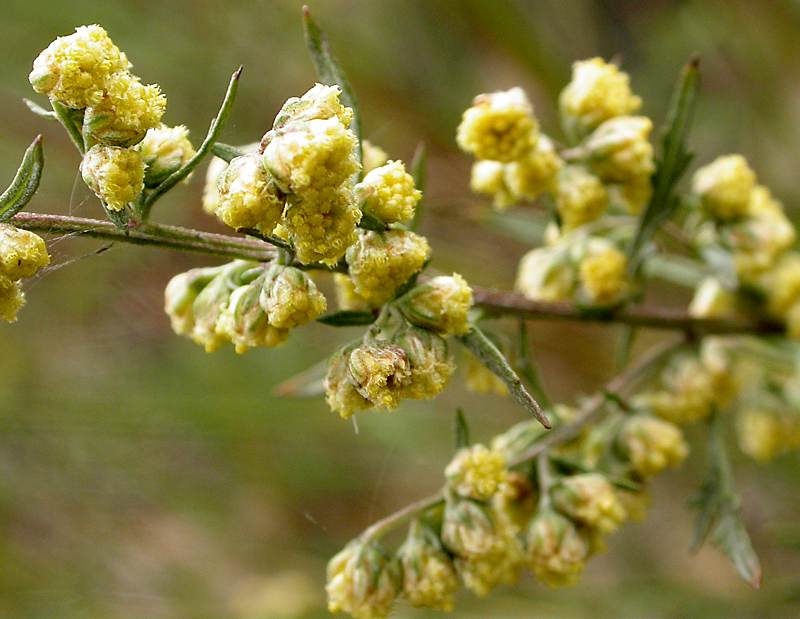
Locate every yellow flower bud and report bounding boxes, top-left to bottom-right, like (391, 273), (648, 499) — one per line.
(362, 140), (388, 174)
(470, 160), (516, 210)
(0, 276), (25, 323)
(607, 176), (653, 215)
(692, 154), (756, 221)
(273, 83), (353, 129)
(397, 521), (459, 612)
(346, 230), (431, 305)
(578, 240), (629, 306)
(334, 273), (373, 311)
(184, 264), (241, 353)
(456, 87), (539, 162)
(550, 473), (626, 534)
(202, 156), (229, 214)
(736, 407), (800, 462)
(394, 326), (454, 401)
(139, 124), (196, 187)
(80, 144), (145, 210)
(618, 414), (688, 477)
(515, 246), (575, 302)
(555, 165), (608, 231)
(325, 344), (371, 419)
(559, 57), (642, 138)
(83, 72), (166, 147)
(214, 154), (285, 235)
(355, 160), (420, 224)
(347, 344), (412, 410)
(445, 444), (507, 501)
(326, 541), (399, 619)
(401, 273), (473, 335)
(215, 276), (289, 354)
(260, 265), (326, 329)
(688, 277), (737, 318)
(29, 24), (130, 109)
(0, 224), (50, 281)
(164, 265), (220, 336)
(584, 116), (654, 182)
(504, 134), (563, 201)
(465, 354), (509, 396)
(526, 508), (590, 587)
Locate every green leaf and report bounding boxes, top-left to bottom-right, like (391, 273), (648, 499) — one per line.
(317, 310), (377, 327)
(410, 142), (427, 231)
(50, 100), (86, 154)
(142, 66), (243, 215)
(614, 325), (637, 370)
(103, 205), (133, 229)
(689, 412), (762, 589)
(358, 208), (389, 232)
(455, 408), (471, 450)
(457, 325), (551, 428)
(302, 5), (361, 166)
(23, 98), (57, 120)
(516, 320), (552, 408)
(0, 136), (44, 222)
(211, 142), (246, 163)
(628, 57), (700, 271)
(273, 358), (329, 398)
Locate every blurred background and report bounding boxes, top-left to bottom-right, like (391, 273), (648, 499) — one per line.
(1, 0), (799, 617)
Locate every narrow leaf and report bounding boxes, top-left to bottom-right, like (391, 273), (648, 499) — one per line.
(457, 325), (551, 428)
(302, 5), (361, 165)
(317, 310), (377, 327)
(23, 98), (57, 119)
(211, 142), (246, 162)
(614, 325), (637, 370)
(410, 142), (427, 231)
(0, 136), (44, 222)
(273, 358), (329, 398)
(454, 408), (471, 450)
(50, 100), (85, 154)
(516, 320), (552, 408)
(358, 209), (388, 232)
(628, 57), (699, 270)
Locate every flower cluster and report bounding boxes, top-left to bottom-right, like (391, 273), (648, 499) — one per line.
(0, 224), (50, 322)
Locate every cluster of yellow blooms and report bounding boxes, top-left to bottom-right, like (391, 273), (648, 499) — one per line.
(0, 225), (50, 322)
(327, 392), (689, 618)
(30, 26), (196, 211)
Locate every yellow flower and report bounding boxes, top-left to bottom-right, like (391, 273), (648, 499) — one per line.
(559, 57), (642, 138)
(505, 134), (563, 201)
(139, 124), (195, 187)
(526, 508), (590, 587)
(356, 160), (421, 224)
(362, 140), (389, 174)
(397, 521), (459, 612)
(515, 246), (575, 302)
(325, 344), (372, 419)
(445, 444), (507, 501)
(183, 262), (244, 353)
(0, 224), (50, 281)
(555, 165), (608, 231)
(0, 276), (25, 323)
(83, 71), (166, 147)
(692, 154), (756, 221)
(401, 273), (473, 335)
(688, 278), (737, 318)
(457, 87), (539, 162)
(215, 276), (289, 354)
(260, 265), (327, 329)
(214, 154), (285, 234)
(29, 24), (130, 109)
(164, 265), (221, 336)
(470, 160), (516, 210)
(326, 541), (399, 619)
(607, 176), (653, 215)
(618, 414), (688, 477)
(550, 473), (627, 534)
(334, 273), (373, 311)
(346, 229), (431, 305)
(272, 83), (353, 129)
(578, 240), (629, 306)
(80, 144), (145, 210)
(395, 326), (455, 401)
(347, 344), (412, 410)
(584, 115), (654, 182)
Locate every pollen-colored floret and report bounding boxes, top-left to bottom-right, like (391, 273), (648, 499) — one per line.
(551, 473), (627, 534)
(362, 140), (389, 174)
(555, 165), (608, 231)
(445, 444), (507, 501)
(0, 276), (25, 323)
(214, 154), (284, 234)
(326, 541), (399, 619)
(516, 246), (575, 302)
(346, 229), (431, 305)
(215, 277), (288, 354)
(559, 57), (642, 137)
(80, 144), (145, 210)
(526, 508), (590, 587)
(83, 71), (166, 147)
(457, 87), (539, 162)
(356, 160), (421, 224)
(584, 115), (654, 182)
(397, 521), (459, 612)
(692, 154), (756, 221)
(29, 24), (130, 109)
(618, 414), (688, 477)
(401, 273), (473, 335)
(347, 344), (412, 410)
(260, 265), (326, 329)
(272, 83), (353, 129)
(139, 124), (195, 187)
(0, 224), (50, 281)
(504, 134), (563, 201)
(578, 241), (629, 306)
(470, 160), (516, 210)
(325, 345), (372, 418)
(395, 326), (455, 401)
(334, 273), (372, 311)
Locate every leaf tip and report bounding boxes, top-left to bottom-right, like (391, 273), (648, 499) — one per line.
(302, 4), (311, 17)
(233, 65), (244, 80)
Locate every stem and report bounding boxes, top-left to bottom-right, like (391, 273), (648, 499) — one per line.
(360, 493), (444, 541)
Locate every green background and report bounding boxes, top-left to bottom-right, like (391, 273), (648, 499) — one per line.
(1, 0), (799, 617)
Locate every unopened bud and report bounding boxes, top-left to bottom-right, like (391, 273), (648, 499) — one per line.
(164, 265), (221, 336)
(326, 540), (399, 619)
(260, 264), (326, 329)
(325, 344), (371, 419)
(692, 154), (756, 221)
(401, 273), (473, 335)
(470, 160), (516, 210)
(80, 144), (145, 211)
(550, 473), (626, 534)
(617, 414), (688, 477)
(526, 507), (590, 587)
(272, 83), (352, 130)
(397, 521), (459, 612)
(555, 165), (608, 231)
(577, 239), (629, 306)
(504, 134), (563, 201)
(584, 115), (654, 182)
(139, 124), (196, 187)
(347, 344), (412, 410)
(0, 276), (25, 323)
(445, 444), (507, 501)
(0, 224), (49, 281)
(214, 154), (285, 235)
(516, 246), (575, 302)
(355, 160), (420, 224)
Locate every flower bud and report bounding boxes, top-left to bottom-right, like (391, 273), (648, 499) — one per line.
(355, 160), (420, 224)
(213, 154), (285, 234)
(456, 87), (539, 162)
(80, 144), (145, 210)
(526, 507), (590, 587)
(555, 165), (608, 231)
(215, 275), (289, 354)
(0, 276), (25, 323)
(347, 344), (412, 410)
(688, 277), (737, 318)
(397, 521), (459, 612)
(516, 246), (575, 302)
(202, 156), (229, 214)
(325, 344), (371, 419)
(577, 240), (629, 306)
(584, 116), (654, 182)
(394, 325), (455, 401)
(400, 273), (473, 335)
(346, 229), (431, 305)
(29, 25), (130, 109)
(470, 160), (515, 210)
(334, 273), (372, 311)
(260, 264), (326, 329)
(139, 124), (196, 187)
(736, 407), (800, 462)
(465, 354), (509, 396)
(0, 225), (50, 281)
(164, 265), (221, 336)
(504, 134), (563, 201)
(559, 57), (642, 139)
(326, 540), (399, 619)
(445, 444), (507, 501)
(441, 497), (500, 558)
(272, 83), (352, 130)
(83, 72), (166, 147)
(617, 414), (688, 477)
(362, 140), (388, 174)
(692, 154), (756, 221)
(550, 473), (626, 534)
(607, 176), (652, 215)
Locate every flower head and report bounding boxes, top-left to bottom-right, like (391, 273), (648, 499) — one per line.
(550, 473), (627, 534)
(470, 159), (516, 210)
(526, 508), (590, 587)
(394, 325), (455, 401)
(325, 344), (372, 419)
(397, 521), (459, 612)
(401, 273), (473, 335)
(260, 264), (326, 329)
(516, 246), (575, 302)
(0, 276), (25, 323)
(504, 134), (563, 201)
(555, 165), (608, 231)
(355, 160), (421, 224)
(607, 176), (652, 215)
(584, 115), (654, 182)
(347, 344), (412, 410)
(80, 144), (145, 210)
(445, 444), (507, 501)
(139, 124), (196, 187)
(334, 273), (373, 311)
(0, 224), (50, 281)
(692, 154), (756, 221)
(326, 541), (399, 619)
(577, 240), (629, 306)
(164, 265), (221, 336)
(214, 154), (285, 234)
(273, 83), (353, 129)
(617, 414), (688, 477)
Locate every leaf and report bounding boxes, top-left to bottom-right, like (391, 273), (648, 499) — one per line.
(614, 325), (637, 370)
(410, 142), (427, 231)
(628, 57), (700, 271)
(454, 408), (471, 450)
(273, 358), (329, 398)
(23, 98), (57, 119)
(317, 310), (377, 327)
(103, 204), (132, 229)
(689, 412), (762, 588)
(457, 325), (551, 428)
(516, 319), (552, 408)
(302, 5), (361, 165)
(211, 142), (246, 163)
(142, 66), (243, 215)
(358, 208), (388, 232)
(0, 136), (44, 222)
(50, 100), (86, 154)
